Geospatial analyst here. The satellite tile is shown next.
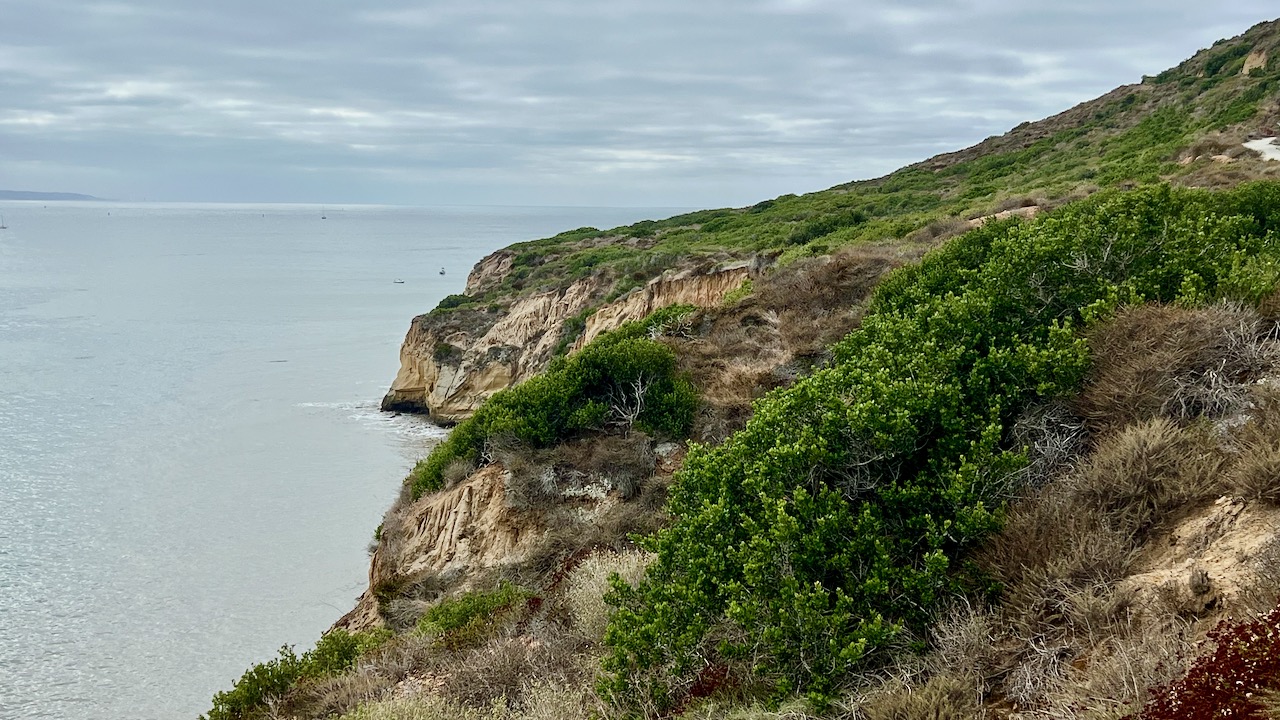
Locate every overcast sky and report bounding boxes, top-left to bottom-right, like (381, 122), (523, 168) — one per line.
(1, 2), (1276, 207)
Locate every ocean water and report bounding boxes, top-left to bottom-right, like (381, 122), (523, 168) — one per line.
(0, 202), (683, 719)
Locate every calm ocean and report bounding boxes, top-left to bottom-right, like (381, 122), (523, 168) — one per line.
(0, 202), (683, 719)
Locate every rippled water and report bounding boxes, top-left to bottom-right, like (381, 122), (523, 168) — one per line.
(0, 202), (680, 719)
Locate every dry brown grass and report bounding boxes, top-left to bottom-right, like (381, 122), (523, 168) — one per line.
(1036, 618), (1196, 720)
(857, 672), (983, 720)
(904, 217), (972, 245)
(1077, 303), (1280, 434)
(668, 246), (907, 443)
(281, 632), (442, 718)
(968, 411), (1234, 716)
(564, 550), (654, 640)
(1220, 383), (1280, 504)
(1225, 441), (1280, 502)
(755, 246), (906, 356)
(1072, 418), (1222, 539)
(442, 457), (477, 488)
(1008, 401), (1089, 489)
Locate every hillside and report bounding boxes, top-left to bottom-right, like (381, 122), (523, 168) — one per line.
(0, 190), (102, 201)
(382, 19), (1280, 423)
(208, 19), (1280, 720)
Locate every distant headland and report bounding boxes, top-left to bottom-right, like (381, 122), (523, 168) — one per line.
(0, 190), (104, 201)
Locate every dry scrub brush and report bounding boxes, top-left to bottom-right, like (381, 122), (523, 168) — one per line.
(668, 246), (909, 443)
(752, 246), (907, 357)
(564, 550), (653, 641)
(1077, 302), (1280, 434)
(969, 418), (1225, 717)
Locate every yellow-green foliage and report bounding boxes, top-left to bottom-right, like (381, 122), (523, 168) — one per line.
(417, 582), (531, 650)
(408, 306), (698, 499)
(720, 279), (754, 307)
(565, 551), (654, 640)
(602, 183), (1280, 710)
(203, 628), (392, 720)
(340, 696), (513, 720)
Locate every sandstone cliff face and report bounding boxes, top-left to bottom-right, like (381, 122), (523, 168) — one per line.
(572, 261), (754, 351)
(335, 441), (687, 633)
(381, 259), (762, 423)
(464, 249), (515, 296)
(380, 277), (606, 422)
(336, 465), (540, 632)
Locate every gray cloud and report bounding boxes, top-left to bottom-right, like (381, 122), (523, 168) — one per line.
(1, 1), (1276, 206)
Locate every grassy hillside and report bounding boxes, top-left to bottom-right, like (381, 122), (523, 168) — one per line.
(449, 19), (1280, 325)
(206, 18), (1280, 720)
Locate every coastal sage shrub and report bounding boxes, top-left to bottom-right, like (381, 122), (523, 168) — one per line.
(417, 581), (532, 650)
(787, 207), (868, 245)
(407, 306), (698, 499)
(601, 183), (1280, 710)
(203, 628), (391, 720)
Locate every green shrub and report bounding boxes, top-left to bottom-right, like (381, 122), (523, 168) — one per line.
(787, 208), (868, 245)
(203, 628), (391, 720)
(601, 183), (1280, 711)
(407, 307), (699, 499)
(417, 582), (531, 649)
(433, 294), (475, 313)
(204, 645), (302, 720)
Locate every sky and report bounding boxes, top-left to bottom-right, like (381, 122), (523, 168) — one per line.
(1, 2), (1277, 208)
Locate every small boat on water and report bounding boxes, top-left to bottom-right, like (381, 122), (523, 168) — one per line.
(393, 279), (405, 284)
(0, 215), (7, 230)
(439, 268), (446, 275)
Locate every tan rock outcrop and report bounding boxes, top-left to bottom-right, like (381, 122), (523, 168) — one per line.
(966, 205), (1040, 229)
(385, 465), (535, 580)
(465, 249), (515, 296)
(381, 277), (605, 422)
(1121, 495), (1280, 618)
(336, 465), (541, 632)
(572, 261), (754, 351)
(1243, 48), (1269, 75)
(382, 259), (764, 422)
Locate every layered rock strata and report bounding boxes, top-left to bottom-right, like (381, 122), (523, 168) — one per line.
(381, 257), (763, 422)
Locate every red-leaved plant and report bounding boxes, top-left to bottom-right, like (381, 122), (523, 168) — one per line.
(1128, 601), (1280, 719)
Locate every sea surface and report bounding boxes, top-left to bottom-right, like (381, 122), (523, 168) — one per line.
(0, 201), (685, 719)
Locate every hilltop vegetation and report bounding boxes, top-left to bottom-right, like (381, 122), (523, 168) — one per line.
(603, 182), (1280, 712)
(446, 20), (1280, 325)
(207, 18), (1280, 720)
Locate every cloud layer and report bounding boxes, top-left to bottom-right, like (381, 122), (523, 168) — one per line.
(2, 2), (1276, 206)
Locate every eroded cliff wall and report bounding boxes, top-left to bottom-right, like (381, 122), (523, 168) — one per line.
(381, 258), (761, 423)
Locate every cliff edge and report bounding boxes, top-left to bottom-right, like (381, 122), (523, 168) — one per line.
(380, 254), (764, 422)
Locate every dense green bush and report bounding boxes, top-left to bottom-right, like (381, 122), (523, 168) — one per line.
(407, 306), (699, 499)
(432, 293), (475, 313)
(601, 183), (1280, 710)
(203, 628), (391, 720)
(787, 207), (868, 245)
(417, 581), (531, 649)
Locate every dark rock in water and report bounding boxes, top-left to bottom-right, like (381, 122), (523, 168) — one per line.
(380, 390), (429, 415)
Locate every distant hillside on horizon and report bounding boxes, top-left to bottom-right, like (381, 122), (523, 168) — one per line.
(0, 190), (104, 201)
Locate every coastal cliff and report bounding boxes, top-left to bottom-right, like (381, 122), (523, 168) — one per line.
(208, 20), (1280, 720)
(380, 256), (764, 422)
